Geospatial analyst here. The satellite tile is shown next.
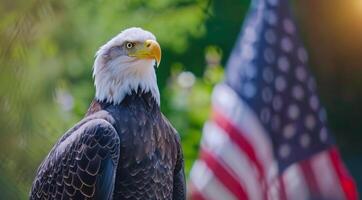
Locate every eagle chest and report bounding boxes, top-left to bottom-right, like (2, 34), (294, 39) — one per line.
(110, 106), (178, 199)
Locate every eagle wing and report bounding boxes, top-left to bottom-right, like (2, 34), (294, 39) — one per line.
(160, 115), (186, 200)
(172, 134), (186, 200)
(30, 118), (120, 200)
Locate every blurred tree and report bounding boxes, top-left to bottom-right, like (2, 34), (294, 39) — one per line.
(164, 45), (224, 173)
(0, 0), (211, 198)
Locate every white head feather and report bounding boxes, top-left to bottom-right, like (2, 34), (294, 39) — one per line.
(93, 27), (160, 105)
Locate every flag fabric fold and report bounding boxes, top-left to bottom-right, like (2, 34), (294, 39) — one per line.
(189, 0), (358, 199)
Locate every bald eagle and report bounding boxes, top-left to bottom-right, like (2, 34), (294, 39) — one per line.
(30, 28), (186, 200)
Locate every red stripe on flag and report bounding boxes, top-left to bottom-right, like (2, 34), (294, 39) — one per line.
(328, 148), (359, 200)
(300, 159), (320, 196)
(212, 109), (267, 195)
(189, 182), (207, 200)
(212, 109), (265, 178)
(278, 176), (287, 200)
(200, 149), (249, 200)
(190, 190), (207, 200)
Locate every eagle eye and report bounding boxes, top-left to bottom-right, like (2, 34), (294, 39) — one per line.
(125, 42), (134, 49)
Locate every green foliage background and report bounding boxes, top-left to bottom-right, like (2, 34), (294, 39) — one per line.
(0, 0), (361, 199)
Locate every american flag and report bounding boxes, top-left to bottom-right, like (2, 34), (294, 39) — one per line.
(189, 0), (358, 200)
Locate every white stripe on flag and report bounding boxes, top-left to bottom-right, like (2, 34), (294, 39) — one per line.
(190, 160), (237, 200)
(202, 121), (263, 200)
(267, 176), (285, 200)
(212, 84), (276, 181)
(282, 163), (310, 200)
(310, 150), (345, 200)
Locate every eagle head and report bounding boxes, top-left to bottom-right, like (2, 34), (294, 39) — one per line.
(93, 27), (161, 105)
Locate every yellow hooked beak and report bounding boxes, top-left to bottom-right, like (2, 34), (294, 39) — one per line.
(129, 40), (161, 67)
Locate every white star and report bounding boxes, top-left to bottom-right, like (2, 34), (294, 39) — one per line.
(265, 29), (277, 44)
(262, 87), (273, 103)
(281, 37), (293, 52)
(283, 124), (296, 139)
(288, 104), (300, 120)
(277, 56), (290, 72)
(265, 10), (278, 26)
(263, 67), (274, 83)
(319, 127), (328, 142)
(243, 82), (256, 98)
(245, 64), (257, 79)
(241, 44), (255, 61)
(244, 27), (257, 43)
(264, 47), (276, 64)
(295, 66), (307, 82)
(283, 18), (295, 34)
(261, 107), (271, 123)
(275, 76), (287, 92)
(267, 0), (279, 6)
(292, 85), (305, 100)
(271, 115), (281, 131)
(300, 134), (311, 148)
(279, 144), (291, 158)
(305, 114), (316, 130)
(273, 95), (283, 111)
(297, 47), (308, 63)
(309, 95), (319, 111)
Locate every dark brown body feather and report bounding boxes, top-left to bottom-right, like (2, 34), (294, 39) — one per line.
(30, 91), (185, 200)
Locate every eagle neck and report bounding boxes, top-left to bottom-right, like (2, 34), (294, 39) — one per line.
(86, 89), (159, 116)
